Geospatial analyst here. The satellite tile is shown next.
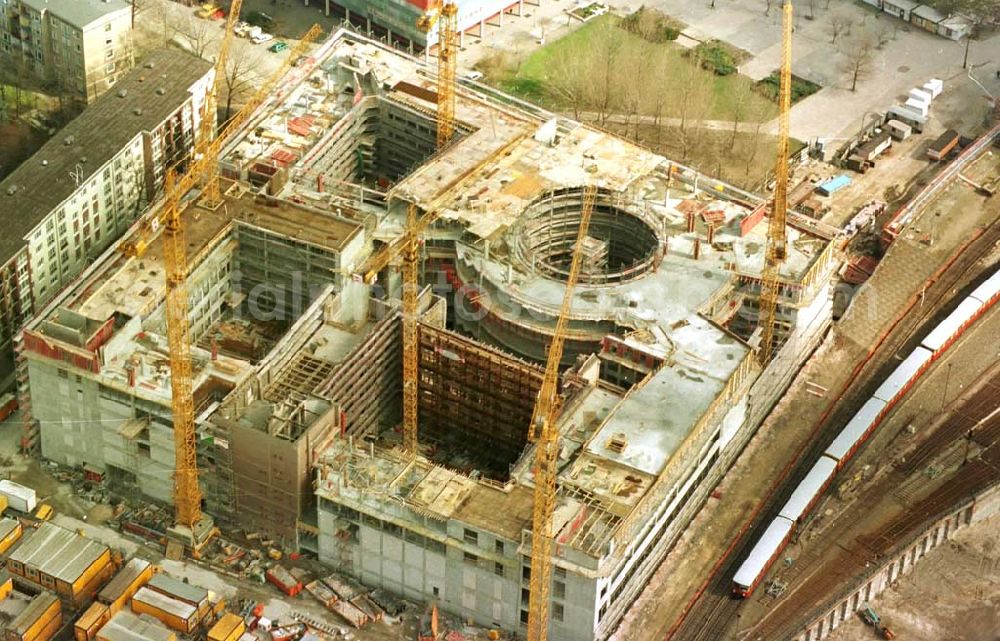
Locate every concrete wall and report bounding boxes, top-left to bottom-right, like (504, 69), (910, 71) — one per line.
(316, 498), (599, 641)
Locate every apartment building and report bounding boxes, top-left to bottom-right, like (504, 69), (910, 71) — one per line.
(0, 48), (214, 396)
(0, 0), (133, 103)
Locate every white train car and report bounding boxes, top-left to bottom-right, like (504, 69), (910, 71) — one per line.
(732, 517), (794, 597)
(732, 266), (1000, 601)
(920, 298), (983, 352)
(778, 456), (838, 523)
(969, 269), (1000, 305)
(871, 346), (934, 403)
(824, 398), (887, 464)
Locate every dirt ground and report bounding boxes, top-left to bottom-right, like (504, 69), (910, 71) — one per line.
(827, 516), (1000, 641)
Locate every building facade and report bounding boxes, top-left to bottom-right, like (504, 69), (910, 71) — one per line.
(0, 0), (133, 103)
(0, 48), (213, 396)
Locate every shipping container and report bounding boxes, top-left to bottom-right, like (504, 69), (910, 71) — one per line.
(74, 602), (110, 641)
(0, 480), (37, 513)
(7, 522), (113, 607)
(904, 98), (929, 117)
(908, 87), (933, 105)
(0, 517), (22, 554)
(131, 587), (199, 634)
(146, 573), (210, 619)
(98, 558), (154, 615)
(885, 120), (912, 141)
(927, 129), (959, 161)
(6, 592), (60, 641)
(887, 105), (927, 133)
(208, 613), (246, 641)
(98, 610), (175, 641)
(0, 570), (12, 602)
(923, 78), (944, 97)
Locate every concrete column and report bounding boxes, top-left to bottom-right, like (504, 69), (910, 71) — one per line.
(325, 0), (329, 16)
(388, 28), (393, 47)
(304, 0), (309, 6)
(459, 29), (464, 47)
(345, 7), (350, 23)
(516, 0), (523, 16)
(498, 9), (504, 26)
(478, 19), (484, 38)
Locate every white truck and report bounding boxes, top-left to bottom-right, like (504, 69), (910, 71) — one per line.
(0, 480), (37, 513)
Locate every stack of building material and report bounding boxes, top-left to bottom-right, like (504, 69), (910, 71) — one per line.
(97, 610), (176, 641)
(316, 574), (385, 628)
(131, 587), (198, 634)
(74, 602), (111, 641)
(97, 559), (154, 616)
(6, 592), (61, 641)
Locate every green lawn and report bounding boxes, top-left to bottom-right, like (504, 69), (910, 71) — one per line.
(491, 15), (778, 122)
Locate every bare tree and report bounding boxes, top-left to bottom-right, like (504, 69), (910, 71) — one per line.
(222, 52), (263, 121)
(841, 30), (876, 91)
(176, 15), (218, 59)
(728, 80), (754, 147)
(764, 0), (774, 16)
(875, 24), (893, 48)
(591, 22), (624, 125)
(827, 10), (851, 43)
(546, 48), (589, 121)
(807, 0), (818, 19)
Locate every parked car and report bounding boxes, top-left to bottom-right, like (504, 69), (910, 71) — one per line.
(251, 32), (274, 44)
(464, 70), (484, 81)
(233, 21), (252, 37)
(196, 3), (224, 19)
(268, 41), (289, 53)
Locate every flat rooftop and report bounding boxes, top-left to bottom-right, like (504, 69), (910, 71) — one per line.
(98, 611), (175, 641)
(22, 0), (130, 28)
(10, 522), (108, 584)
(0, 49), (212, 265)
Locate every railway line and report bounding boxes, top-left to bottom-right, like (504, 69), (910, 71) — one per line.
(748, 360), (1000, 640)
(668, 215), (1000, 641)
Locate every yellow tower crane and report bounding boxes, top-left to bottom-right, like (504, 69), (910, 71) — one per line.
(139, 24), (324, 554)
(526, 184), (598, 641)
(198, 0), (244, 210)
(417, 0), (459, 149)
(354, 131), (531, 454)
(757, 0), (793, 365)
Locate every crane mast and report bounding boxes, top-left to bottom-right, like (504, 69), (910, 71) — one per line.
(418, 0), (459, 149)
(199, 1), (243, 209)
(160, 22), (323, 553)
(757, 0), (793, 365)
(526, 184), (597, 641)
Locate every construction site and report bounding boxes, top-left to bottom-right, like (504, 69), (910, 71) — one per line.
(6, 0), (1000, 638)
(10, 19), (847, 641)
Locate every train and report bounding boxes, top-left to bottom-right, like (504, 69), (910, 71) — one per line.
(732, 266), (1000, 598)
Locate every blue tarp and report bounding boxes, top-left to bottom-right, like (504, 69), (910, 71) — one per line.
(816, 174), (851, 196)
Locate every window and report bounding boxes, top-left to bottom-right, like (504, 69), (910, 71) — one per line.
(553, 603), (564, 622)
(554, 581), (566, 600)
(463, 529), (478, 545)
(463, 552), (478, 565)
(554, 566), (567, 579)
(494, 562), (504, 577)
(495, 540), (504, 555)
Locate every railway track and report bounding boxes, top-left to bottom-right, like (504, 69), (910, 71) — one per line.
(669, 217), (1000, 641)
